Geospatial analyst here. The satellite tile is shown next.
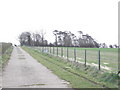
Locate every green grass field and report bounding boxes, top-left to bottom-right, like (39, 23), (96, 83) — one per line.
(32, 47), (118, 73)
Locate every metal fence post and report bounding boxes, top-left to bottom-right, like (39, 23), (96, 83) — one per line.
(85, 49), (87, 67)
(67, 47), (69, 60)
(57, 46), (58, 56)
(42, 46), (43, 52)
(46, 46), (47, 52)
(53, 47), (54, 55)
(45, 46), (47, 53)
(40, 46), (41, 52)
(98, 50), (101, 70)
(43, 46), (44, 52)
(48, 47), (49, 53)
(74, 48), (76, 62)
(47, 47), (48, 52)
(61, 47), (63, 57)
(50, 46), (51, 53)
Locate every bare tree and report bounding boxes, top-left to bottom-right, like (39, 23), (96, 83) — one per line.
(40, 30), (46, 46)
(53, 30), (58, 46)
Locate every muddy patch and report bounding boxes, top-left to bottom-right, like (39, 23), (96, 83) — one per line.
(20, 83), (46, 87)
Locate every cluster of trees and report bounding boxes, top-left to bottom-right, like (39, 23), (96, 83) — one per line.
(19, 31), (48, 46)
(109, 44), (119, 48)
(19, 30), (99, 48)
(19, 30), (119, 48)
(53, 30), (99, 48)
(99, 43), (119, 48)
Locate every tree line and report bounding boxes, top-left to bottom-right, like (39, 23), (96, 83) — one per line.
(18, 30), (119, 48)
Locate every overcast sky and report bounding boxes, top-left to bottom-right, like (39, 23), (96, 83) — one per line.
(0, 0), (119, 46)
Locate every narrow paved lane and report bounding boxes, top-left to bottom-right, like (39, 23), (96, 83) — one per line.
(2, 47), (70, 88)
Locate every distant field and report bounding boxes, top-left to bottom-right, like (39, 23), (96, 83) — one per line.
(32, 47), (118, 73)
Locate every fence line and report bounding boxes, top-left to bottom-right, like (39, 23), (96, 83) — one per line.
(42, 46), (101, 70)
(33, 46), (118, 72)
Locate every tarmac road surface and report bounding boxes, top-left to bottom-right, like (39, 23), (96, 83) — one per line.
(2, 47), (71, 88)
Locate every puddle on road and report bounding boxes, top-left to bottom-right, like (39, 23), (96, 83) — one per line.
(18, 55), (26, 60)
(18, 55), (24, 57)
(19, 57), (26, 59)
(17, 52), (22, 54)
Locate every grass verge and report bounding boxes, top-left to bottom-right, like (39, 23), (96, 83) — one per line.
(0, 46), (13, 69)
(22, 46), (119, 88)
